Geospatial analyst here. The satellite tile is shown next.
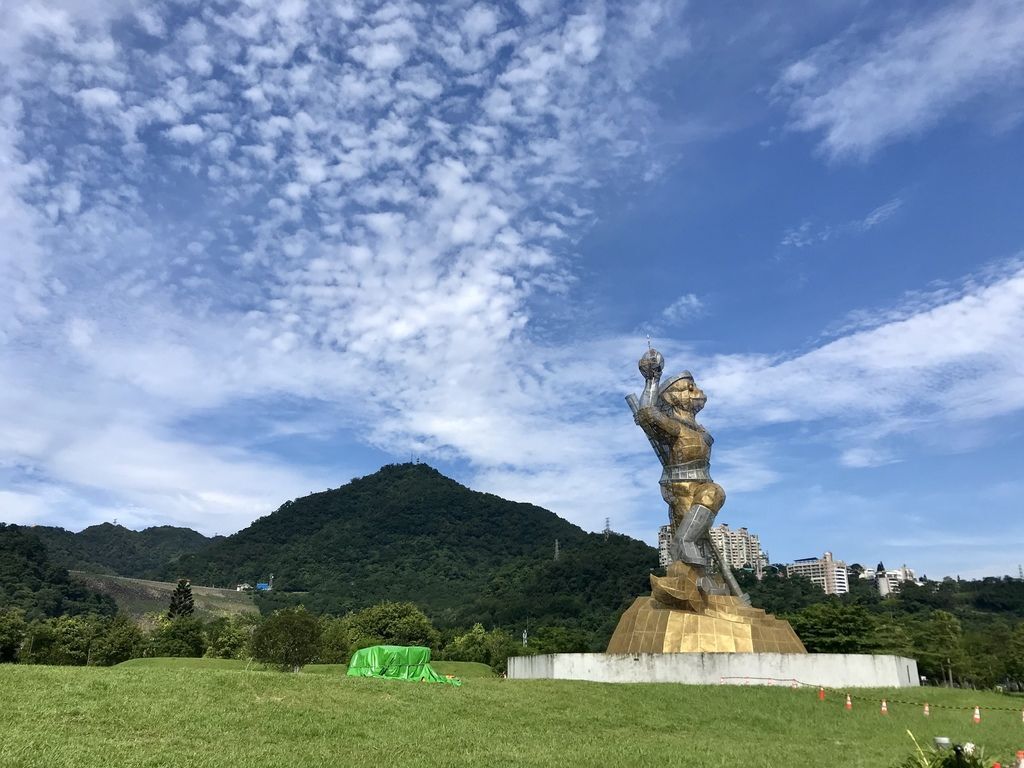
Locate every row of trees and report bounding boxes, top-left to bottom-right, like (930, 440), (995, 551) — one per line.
(0, 600), (560, 674)
(738, 569), (1024, 689)
(4, 590), (1024, 686)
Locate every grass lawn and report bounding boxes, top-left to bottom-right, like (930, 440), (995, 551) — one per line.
(2, 663), (1023, 768)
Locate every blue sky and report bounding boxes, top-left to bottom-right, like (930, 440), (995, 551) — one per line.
(2, 0), (1023, 579)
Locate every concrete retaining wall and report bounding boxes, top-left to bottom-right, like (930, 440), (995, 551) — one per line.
(507, 653), (919, 688)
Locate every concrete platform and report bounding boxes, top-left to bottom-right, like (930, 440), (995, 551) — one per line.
(508, 652), (919, 688)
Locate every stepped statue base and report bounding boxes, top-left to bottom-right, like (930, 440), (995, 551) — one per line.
(607, 562), (806, 654)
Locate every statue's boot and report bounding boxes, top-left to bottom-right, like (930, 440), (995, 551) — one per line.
(671, 504), (730, 595)
(671, 504), (713, 565)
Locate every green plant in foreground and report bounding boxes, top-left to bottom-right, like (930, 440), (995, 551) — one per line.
(893, 730), (996, 768)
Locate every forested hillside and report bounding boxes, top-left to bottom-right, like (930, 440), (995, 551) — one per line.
(32, 524), (216, 579)
(172, 463), (657, 632)
(0, 524), (116, 620)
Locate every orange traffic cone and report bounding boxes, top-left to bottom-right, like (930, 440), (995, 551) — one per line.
(818, 687), (825, 702)
(845, 694), (852, 711)
(923, 702), (930, 717)
(972, 705), (981, 724)
(881, 699), (888, 715)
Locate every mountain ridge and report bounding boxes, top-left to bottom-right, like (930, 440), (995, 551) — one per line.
(12, 464), (657, 641)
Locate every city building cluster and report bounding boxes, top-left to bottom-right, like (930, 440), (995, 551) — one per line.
(658, 523), (919, 597)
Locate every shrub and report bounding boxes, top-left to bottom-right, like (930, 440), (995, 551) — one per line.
(205, 615), (258, 660)
(344, 602), (440, 651)
(0, 609), (27, 663)
(443, 623), (526, 674)
(148, 616), (206, 657)
(251, 607), (320, 671)
(91, 615), (144, 666)
(316, 617), (351, 664)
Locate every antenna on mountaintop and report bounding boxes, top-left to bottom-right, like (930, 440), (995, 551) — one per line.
(1019, 564), (1023, 580)
(604, 518), (611, 541)
(646, 334), (651, 349)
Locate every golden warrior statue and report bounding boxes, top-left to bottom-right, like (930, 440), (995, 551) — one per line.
(609, 346), (806, 653)
(627, 346), (741, 597)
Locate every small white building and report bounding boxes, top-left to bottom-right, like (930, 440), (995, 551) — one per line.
(787, 552), (850, 595)
(861, 563), (918, 596)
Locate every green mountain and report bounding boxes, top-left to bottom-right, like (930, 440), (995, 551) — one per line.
(31, 523), (217, 580)
(0, 524), (116, 620)
(171, 463), (658, 635)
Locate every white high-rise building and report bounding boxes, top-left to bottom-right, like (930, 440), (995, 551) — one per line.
(787, 551), (850, 595)
(657, 525), (673, 567)
(709, 524), (765, 573)
(658, 522), (767, 575)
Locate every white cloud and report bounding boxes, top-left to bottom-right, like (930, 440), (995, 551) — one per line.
(776, 0), (1024, 158)
(0, 0), (692, 538)
(76, 87), (121, 110)
(838, 447), (898, 469)
(661, 293), (704, 324)
(462, 4), (499, 43)
(701, 260), (1024, 456)
(859, 198), (902, 231)
(780, 197), (903, 248)
(165, 123), (204, 143)
(352, 41), (407, 70)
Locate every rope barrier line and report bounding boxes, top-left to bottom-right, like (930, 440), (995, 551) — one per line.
(827, 688), (1024, 713)
(840, 694), (1023, 713)
(714, 676), (1024, 713)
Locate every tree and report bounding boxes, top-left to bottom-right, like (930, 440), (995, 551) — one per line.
(167, 579), (195, 619)
(443, 624), (490, 665)
(736, 569), (826, 615)
(316, 616), (351, 664)
(913, 610), (966, 684)
(788, 601), (877, 653)
(21, 615), (107, 665)
(204, 614), (258, 660)
(1007, 622), (1024, 685)
(344, 602), (440, 651)
(148, 616), (206, 657)
(0, 609), (27, 662)
(442, 623), (529, 674)
(91, 615), (144, 666)
(251, 607), (320, 671)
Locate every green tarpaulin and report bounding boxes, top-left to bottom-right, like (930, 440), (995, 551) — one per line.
(346, 645), (461, 686)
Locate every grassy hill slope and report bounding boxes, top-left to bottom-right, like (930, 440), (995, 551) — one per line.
(2, 664), (1022, 768)
(70, 572), (256, 620)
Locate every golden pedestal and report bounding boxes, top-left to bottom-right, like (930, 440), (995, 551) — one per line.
(606, 562), (806, 654)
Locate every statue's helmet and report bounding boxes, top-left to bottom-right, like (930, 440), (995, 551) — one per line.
(658, 371), (706, 413)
